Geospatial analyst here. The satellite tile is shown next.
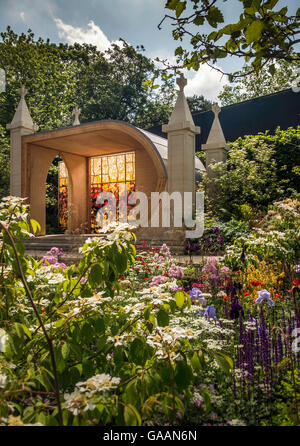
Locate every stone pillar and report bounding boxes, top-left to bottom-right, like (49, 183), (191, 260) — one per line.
(202, 103), (228, 179)
(162, 74), (200, 217)
(6, 85), (38, 196)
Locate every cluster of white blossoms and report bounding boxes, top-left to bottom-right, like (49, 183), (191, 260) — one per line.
(0, 373), (7, 388)
(64, 374), (120, 415)
(0, 330), (8, 353)
(79, 222), (136, 255)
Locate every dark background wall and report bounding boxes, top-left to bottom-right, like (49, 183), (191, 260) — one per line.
(148, 88), (300, 151)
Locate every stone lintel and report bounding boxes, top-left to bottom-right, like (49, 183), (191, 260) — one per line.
(6, 122), (39, 132)
(202, 143), (228, 151)
(162, 121), (200, 134)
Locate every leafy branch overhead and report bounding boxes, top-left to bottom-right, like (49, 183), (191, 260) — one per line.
(159, 0), (300, 80)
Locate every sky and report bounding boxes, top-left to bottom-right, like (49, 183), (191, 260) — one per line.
(0, 0), (299, 101)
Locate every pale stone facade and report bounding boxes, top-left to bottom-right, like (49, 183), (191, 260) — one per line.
(7, 76), (226, 236)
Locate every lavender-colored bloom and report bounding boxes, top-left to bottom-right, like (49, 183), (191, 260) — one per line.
(220, 266), (230, 274)
(213, 227), (220, 234)
(255, 289), (275, 307)
(47, 247), (63, 256)
(201, 305), (219, 323)
(189, 288), (206, 305)
(217, 236), (225, 244)
(42, 255), (57, 265)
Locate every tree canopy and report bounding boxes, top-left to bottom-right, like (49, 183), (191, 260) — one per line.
(0, 27), (176, 133)
(159, 0), (300, 80)
(218, 59), (300, 105)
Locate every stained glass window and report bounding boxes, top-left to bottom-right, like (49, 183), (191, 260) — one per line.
(58, 152), (135, 232)
(91, 152), (136, 232)
(58, 161), (68, 228)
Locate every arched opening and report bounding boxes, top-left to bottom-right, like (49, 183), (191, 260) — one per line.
(45, 156), (69, 234)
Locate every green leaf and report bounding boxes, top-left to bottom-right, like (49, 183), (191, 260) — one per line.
(174, 360), (194, 390)
(61, 342), (70, 360)
(92, 317), (105, 334)
(165, 0), (180, 10)
(175, 1), (186, 18)
(124, 404), (141, 426)
(174, 46), (183, 56)
(207, 6), (224, 28)
(157, 308), (169, 327)
(36, 374), (50, 391)
(129, 337), (147, 366)
(268, 64), (276, 75)
(89, 263), (102, 288)
(30, 218), (41, 234)
(202, 389), (211, 413)
(212, 351), (233, 374)
(193, 14), (204, 26)
(175, 291), (185, 308)
(191, 351), (202, 371)
(245, 20), (264, 44)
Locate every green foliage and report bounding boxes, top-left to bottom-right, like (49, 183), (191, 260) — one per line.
(0, 124), (10, 197)
(218, 59), (300, 106)
(186, 94), (212, 113)
(224, 198), (300, 268)
(161, 0), (300, 79)
(0, 197), (233, 426)
(261, 370), (300, 426)
(206, 126), (300, 221)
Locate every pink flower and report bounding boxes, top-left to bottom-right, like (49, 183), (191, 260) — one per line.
(159, 243), (171, 258)
(149, 275), (168, 287)
(221, 266), (230, 274)
(168, 264), (184, 279)
(42, 255), (57, 265)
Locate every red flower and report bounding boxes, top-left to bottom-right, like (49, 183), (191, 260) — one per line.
(236, 270), (241, 274)
(223, 296), (229, 301)
(250, 280), (260, 287)
(293, 278), (300, 288)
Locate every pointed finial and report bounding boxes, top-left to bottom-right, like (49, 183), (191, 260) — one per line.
(176, 73), (187, 92)
(18, 85), (27, 99)
(72, 106), (81, 126)
(212, 103), (221, 116)
(203, 102), (226, 147)
(6, 84), (38, 132)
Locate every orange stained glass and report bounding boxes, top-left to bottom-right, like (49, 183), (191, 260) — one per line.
(58, 161), (68, 228)
(90, 151), (136, 232)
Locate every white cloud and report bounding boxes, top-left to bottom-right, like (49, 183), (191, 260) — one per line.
(20, 11), (25, 22)
(149, 49), (228, 102)
(54, 18), (123, 52)
(184, 65), (228, 102)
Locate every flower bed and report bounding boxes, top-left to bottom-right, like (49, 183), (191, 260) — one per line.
(0, 196), (299, 426)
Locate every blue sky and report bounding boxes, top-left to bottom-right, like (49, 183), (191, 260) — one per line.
(0, 0), (299, 100)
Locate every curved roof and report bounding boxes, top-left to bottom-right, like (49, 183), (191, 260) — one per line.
(22, 120), (168, 190)
(22, 119), (205, 172)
